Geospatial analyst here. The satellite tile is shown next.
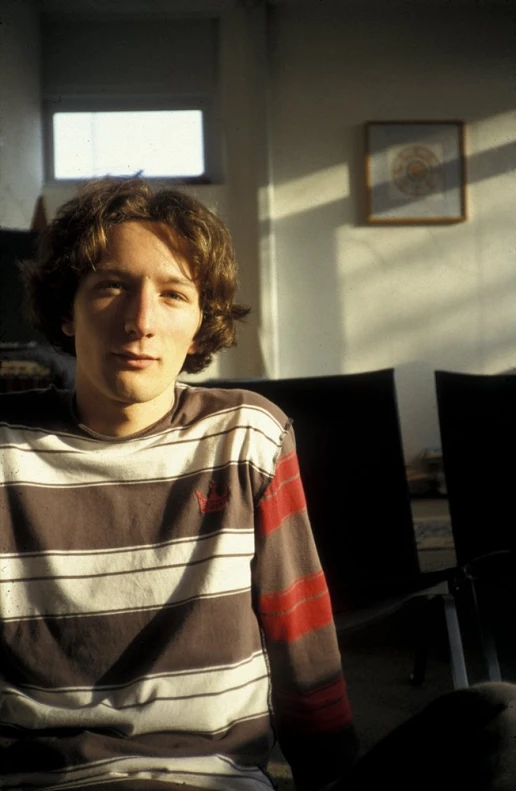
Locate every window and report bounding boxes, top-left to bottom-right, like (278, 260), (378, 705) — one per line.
(41, 16), (220, 183)
(50, 109), (205, 181)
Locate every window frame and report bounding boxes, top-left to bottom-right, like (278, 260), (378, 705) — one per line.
(43, 94), (220, 185)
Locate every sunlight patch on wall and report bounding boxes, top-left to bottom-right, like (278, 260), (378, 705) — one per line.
(468, 112), (516, 156)
(272, 164), (349, 220)
(335, 224), (481, 373)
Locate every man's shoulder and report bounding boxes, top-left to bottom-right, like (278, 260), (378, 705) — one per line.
(175, 381), (290, 433)
(0, 386), (72, 432)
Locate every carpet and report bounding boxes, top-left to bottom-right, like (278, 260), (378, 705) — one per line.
(414, 518), (454, 550)
(412, 499), (454, 550)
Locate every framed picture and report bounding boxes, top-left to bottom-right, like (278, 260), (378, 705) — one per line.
(365, 121), (466, 224)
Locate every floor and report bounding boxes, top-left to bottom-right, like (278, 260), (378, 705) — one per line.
(412, 496), (456, 572)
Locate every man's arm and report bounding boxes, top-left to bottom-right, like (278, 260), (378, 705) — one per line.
(253, 428), (359, 791)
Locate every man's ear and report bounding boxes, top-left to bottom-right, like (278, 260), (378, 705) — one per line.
(61, 317), (75, 337)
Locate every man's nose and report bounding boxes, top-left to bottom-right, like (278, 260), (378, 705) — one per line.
(123, 287), (157, 338)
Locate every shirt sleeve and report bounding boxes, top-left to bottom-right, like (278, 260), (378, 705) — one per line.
(253, 425), (359, 791)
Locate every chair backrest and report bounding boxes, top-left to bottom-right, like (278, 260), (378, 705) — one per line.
(435, 370), (516, 566)
(0, 230), (39, 344)
(200, 370), (419, 612)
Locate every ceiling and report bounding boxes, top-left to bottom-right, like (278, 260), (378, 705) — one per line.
(37, 0), (514, 19)
(38, 0), (238, 19)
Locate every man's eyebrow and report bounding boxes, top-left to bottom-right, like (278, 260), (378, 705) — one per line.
(91, 267), (196, 289)
(160, 275), (198, 289)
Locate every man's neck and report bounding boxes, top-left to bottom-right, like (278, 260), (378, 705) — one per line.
(74, 390), (176, 438)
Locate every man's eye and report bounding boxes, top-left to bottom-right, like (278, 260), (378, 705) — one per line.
(98, 281), (124, 291)
(163, 291), (186, 302)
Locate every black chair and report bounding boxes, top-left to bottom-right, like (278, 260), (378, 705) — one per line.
(435, 370), (516, 683)
(0, 229), (39, 344)
(201, 370), (467, 687)
(0, 229), (76, 392)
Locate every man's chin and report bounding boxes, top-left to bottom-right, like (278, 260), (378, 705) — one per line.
(108, 376), (176, 407)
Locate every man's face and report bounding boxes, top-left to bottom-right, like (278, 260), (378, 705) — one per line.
(63, 221), (202, 431)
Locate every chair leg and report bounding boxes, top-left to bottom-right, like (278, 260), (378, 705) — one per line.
(442, 593), (469, 690)
(469, 580), (502, 682)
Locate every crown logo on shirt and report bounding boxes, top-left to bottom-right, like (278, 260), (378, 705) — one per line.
(195, 481), (229, 514)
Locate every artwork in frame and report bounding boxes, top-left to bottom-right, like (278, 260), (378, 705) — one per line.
(365, 121), (467, 224)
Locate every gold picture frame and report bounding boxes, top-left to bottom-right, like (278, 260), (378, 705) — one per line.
(365, 121), (467, 224)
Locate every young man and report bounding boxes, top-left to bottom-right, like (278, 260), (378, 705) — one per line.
(0, 178), (357, 790)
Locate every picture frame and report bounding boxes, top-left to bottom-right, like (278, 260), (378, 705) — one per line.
(365, 121), (466, 224)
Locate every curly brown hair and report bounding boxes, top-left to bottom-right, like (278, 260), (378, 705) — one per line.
(21, 177), (250, 374)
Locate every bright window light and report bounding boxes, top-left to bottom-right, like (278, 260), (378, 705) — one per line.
(52, 110), (205, 179)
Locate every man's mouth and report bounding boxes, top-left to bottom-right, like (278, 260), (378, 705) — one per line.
(113, 352), (158, 368)
(116, 352), (156, 360)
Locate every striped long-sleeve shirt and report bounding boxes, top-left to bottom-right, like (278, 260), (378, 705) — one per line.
(0, 383), (356, 790)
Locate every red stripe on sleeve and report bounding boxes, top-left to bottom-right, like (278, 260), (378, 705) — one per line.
(258, 576), (334, 642)
(273, 677), (353, 732)
(258, 452), (307, 537)
(266, 451), (301, 494)
(259, 571), (327, 614)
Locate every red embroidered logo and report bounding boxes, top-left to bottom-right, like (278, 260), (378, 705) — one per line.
(195, 481), (229, 514)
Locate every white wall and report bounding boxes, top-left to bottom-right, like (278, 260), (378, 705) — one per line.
(268, 1), (516, 459)
(0, 0), (43, 228)
(219, 4), (276, 380)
